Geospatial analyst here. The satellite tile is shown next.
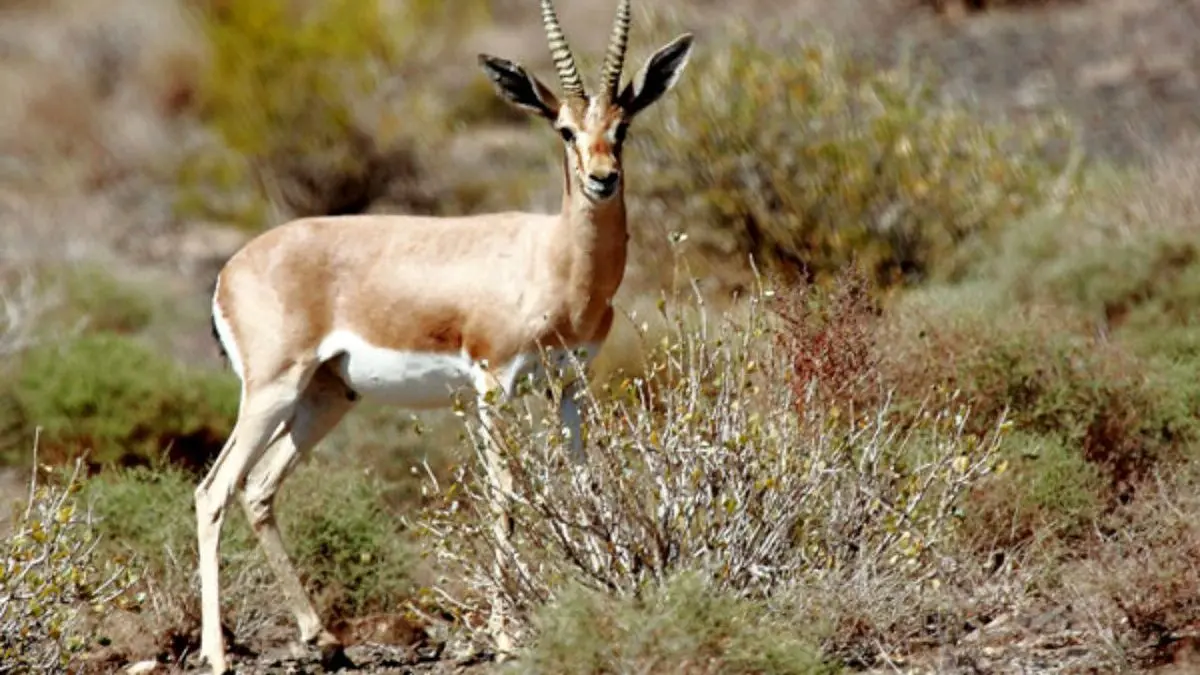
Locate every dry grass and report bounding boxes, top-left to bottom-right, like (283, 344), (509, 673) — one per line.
(1063, 468), (1200, 669)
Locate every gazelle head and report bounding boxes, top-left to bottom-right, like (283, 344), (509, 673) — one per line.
(479, 0), (694, 203)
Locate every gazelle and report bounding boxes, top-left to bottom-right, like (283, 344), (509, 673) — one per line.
(195, 0), (694, 672)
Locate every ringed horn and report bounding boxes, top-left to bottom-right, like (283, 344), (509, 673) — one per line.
(598, 0), (631, 101)
(539, 0), (633, 103)
(539, 0), (585, 100)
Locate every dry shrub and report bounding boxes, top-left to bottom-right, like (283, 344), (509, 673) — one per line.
(922, 0), (1085, 13)
(517, 572), (832, 675)
(1, 457), (137, 673)
(181, 0), (490, 226)
(853, 281), (1200, 563)
(767, 271), (1196, 556)
(1064, 469), (1200, 669)
(0, 266), (57, 360)
(412, 284), (1008, 665)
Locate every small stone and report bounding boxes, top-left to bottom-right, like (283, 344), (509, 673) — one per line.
(125, 660), (159, 675)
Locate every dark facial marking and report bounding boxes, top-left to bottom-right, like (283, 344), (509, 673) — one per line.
(613, 121), (629, 152)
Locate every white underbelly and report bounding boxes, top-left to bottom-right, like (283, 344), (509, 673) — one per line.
(317, 330), (604, 408)
(319, 331), (474, 408)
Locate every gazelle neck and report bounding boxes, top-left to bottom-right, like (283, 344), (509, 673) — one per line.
(552, 152), (629, 314)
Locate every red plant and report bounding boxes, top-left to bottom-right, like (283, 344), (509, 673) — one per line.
(772, 267), (885, 422)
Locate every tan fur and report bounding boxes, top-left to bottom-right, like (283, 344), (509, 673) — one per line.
(215, 189), (626, 386)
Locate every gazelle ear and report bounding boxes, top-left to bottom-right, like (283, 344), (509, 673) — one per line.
(617, 33), (694, 118)
(478, 54), (561, 120)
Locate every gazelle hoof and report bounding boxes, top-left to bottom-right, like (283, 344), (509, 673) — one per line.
(199, 655), (231, 675)
(319, 642), (356, 671)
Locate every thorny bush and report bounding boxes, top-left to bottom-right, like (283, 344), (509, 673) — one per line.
(1, 455), (136, 673)
(411, 283), (1010, 652)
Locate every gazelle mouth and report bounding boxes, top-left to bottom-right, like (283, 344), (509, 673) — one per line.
(584, 180), (618, 200)
(584, 173), (620, 200)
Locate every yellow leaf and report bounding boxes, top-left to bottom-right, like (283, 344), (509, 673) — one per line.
(952, 455), (969, 474)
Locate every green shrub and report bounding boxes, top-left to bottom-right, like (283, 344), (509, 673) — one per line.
(273, 462), (416, 616)
(880, 289), (1198, 483)
(84, 458), (414, 626)
(1, 461), (136, 673)
(945, 144), (1200, 369)
(85, 463), (251, 573)
(962, 431), (1105, 547)
(969, 169), (1200, 366)
(515, 573), (834, 675)
(0, 333), (238, 469)
(81, 462), (256, 643)
(631, 31), (1075, 289)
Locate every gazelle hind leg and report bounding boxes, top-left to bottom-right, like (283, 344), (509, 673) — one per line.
(195, 364), (314, 674)
(239, 365), (357, 663)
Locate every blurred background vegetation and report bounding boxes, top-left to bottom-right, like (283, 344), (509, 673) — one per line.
(2, 0), (1200, 672)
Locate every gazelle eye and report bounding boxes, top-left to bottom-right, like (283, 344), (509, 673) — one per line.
(558, 127), (576, 143)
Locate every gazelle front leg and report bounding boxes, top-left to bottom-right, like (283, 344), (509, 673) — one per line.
(559, 378), (586, 465)
(472, 371), (516, 660)
(556, 337), (605, 466)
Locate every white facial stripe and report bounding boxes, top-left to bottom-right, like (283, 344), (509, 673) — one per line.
(585, 96), (604, 122)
